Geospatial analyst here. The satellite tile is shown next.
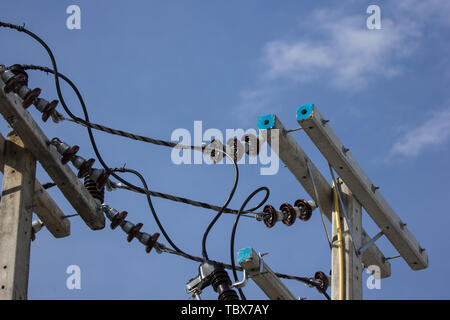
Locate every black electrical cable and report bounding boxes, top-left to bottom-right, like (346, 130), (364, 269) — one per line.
(112, 167), (198, 260)
(0, 21), (195, 256)
(1, 21), (332, 300)
(201, 149), (239, 262)
(230, 186), (270, 300)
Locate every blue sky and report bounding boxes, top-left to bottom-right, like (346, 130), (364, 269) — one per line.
(0, 0), (449, 299)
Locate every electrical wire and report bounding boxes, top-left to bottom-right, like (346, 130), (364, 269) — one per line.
(19, 64), (263, 220)
(1, 22), (331, 300)
(201, 149), (239, 262)
(230, 186), (270, 300)
(0, 22), (217, 258)
(112, 182), (260, 218)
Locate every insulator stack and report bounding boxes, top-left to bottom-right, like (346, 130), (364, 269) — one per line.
(84, 176), (105, 203)
(210, 266), (239, 301)
(101, 204), (160, 254)
(0, 65), (59, 122)
(50, 137), (107, 189)
(263, 199), (315, 228)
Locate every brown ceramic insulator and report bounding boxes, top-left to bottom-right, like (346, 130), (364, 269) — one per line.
(96, 170), (111, 190)
(110, 211), (128, 230)
(84, 176), (104, 203)
(314, 271), (329, 293)
(127, 223), (143, 242)
(4, 74), (26, 94)
(145, 233), (160, 253)
(61, 145), (79, 164)
(41, 100), (59, 122)
(23, 88), (41, 108)
(280, 203), (296, 226)
(262, 204), (277, 228)
(294, 199), (313, 221)
(242, 134), (260, 155)
(8, 64), (28, 84)
(77, 158), (95, 178)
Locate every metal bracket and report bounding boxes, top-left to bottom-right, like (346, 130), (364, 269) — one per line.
(231, 269), (248, 289)
(358, 230), (384, 255)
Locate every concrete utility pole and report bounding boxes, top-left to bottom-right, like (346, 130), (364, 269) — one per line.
(0, 72), (105, 300)
(0, 132), (36, 300)
(331, 179), (362, 300)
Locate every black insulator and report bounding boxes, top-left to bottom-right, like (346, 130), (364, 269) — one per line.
(84, 176), (105, 203)
(210, 265), (239, 301)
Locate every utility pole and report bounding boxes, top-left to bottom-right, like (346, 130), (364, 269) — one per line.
(331, 179), (362, 300)
(0, 67), (103, 300)
(0, 132), (36, 300)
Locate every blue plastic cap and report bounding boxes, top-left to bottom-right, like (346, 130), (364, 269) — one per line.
(258, 114), (275, 129)
(296, 104), (314, 121)
(237, 247), (253, 264)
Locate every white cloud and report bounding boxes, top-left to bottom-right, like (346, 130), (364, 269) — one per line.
(391, 108), (450, 157)
(262, 11), (418, 91)
(233, 88), (278, 124)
